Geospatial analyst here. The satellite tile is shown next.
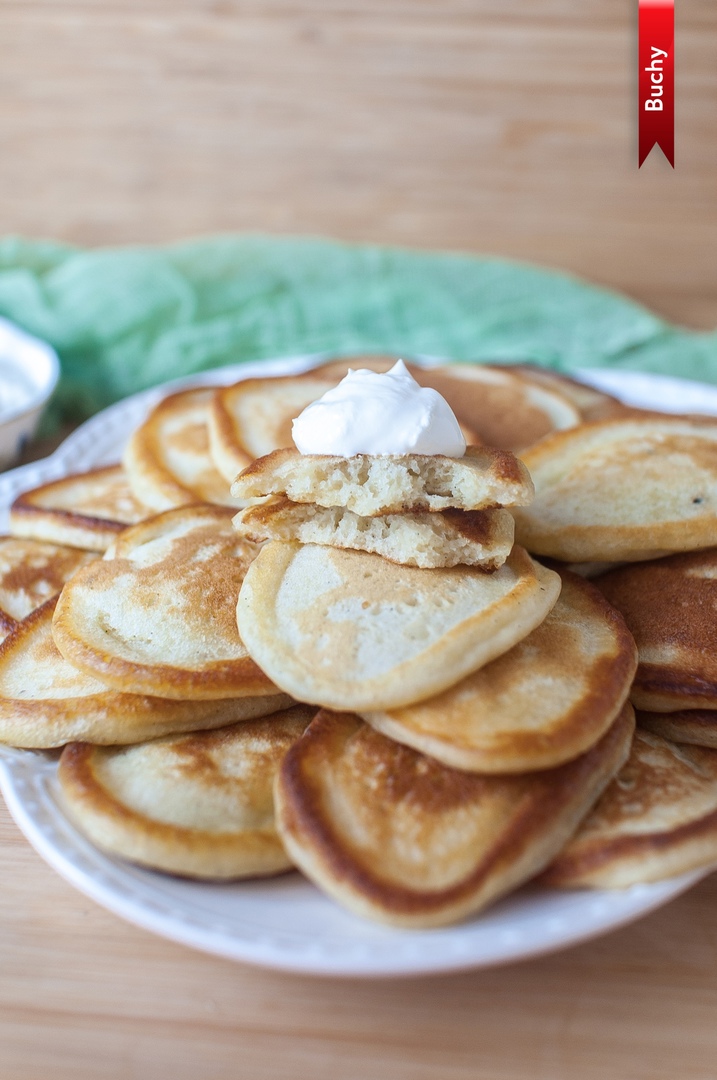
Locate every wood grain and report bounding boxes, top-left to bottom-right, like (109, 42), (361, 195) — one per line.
(0, 1), (715, 328)
(2, 797), (717, 1080)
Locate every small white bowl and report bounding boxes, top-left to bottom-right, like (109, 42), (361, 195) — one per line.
(0, 317), (60, 469)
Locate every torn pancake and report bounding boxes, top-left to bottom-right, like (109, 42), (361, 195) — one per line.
(361, 572), (637, 773)
(274, 705), (634, 928)
(0, 599), (291, 748)
(123, 387), (239, 511)
(58, 704), (315, 879)
(513, 416), (717, 562)
(0, 536), (95, 631)
(597, 550), (717, 712)
(541, 729), (717, 888)
(236, 542), (561, 711)
(52, 505), (279, 700)
(10, 465), (149, 551)
(209, 370), (479, 484)
(234, 499), (515, 570)
(232, 445), (534, 517)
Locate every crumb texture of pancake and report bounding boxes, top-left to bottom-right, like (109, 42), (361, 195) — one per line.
(542, 729), (717, 888)
(236, 542), (561, 711)
(0, 536), (96, 622)
(0, 599), (292, 748)
(57, 704), (316, 878)
(597, 549), (717, 712)
(274, 705), (634, 927)
(9, 465), (149, 551)
(234, 499), (515, 570)
(123, 387), (240, 511)
(231, 445), (534, 516)
(513, 416), (717, 562)
(361, 572), (637, 773)
(52, 505), (280, 700)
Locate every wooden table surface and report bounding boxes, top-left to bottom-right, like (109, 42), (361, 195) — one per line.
(2, 3), (717, 1078)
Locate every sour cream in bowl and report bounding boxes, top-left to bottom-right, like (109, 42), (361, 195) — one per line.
(0, 317), (60, 469)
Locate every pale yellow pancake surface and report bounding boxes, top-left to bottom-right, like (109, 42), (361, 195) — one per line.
(236, 542), (561, 710)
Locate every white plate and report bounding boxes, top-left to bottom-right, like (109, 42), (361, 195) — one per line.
(0, 361), (714, 978)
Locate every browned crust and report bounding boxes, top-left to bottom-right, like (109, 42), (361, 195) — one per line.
(275, 706), (634, 921)
(540, 789), (717, 887)
(637, 709), (717, 748)
(363, 571), (637, 773)
(632, 665), (717, 710)
(57, 741), (290, 879)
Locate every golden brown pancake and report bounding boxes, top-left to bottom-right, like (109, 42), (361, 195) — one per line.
(597, 550), (717, 712)
(9, 465), (149, 551)
(274, 704), (634, 927)
(0, 536), (95, 628)
(503, 364), (628, 422)
(236, 542), (561, 711)
(232, 445), (534, 517)
(57, 704), (316, 879)
(361, 572), (637, 773)
(315, 357), (580, 451)
(513, 416), (717, 562)
(542, 729), (717, 888)
(209, 370), (479, 483)
(123, 387), (239, 510)
(0, 599), (292, 748)
(234, 498), (515, 570)
(637, 709), (717, 748)
(52, 505), (279, 700)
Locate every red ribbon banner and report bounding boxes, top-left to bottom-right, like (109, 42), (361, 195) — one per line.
(638, 0), (674, 167)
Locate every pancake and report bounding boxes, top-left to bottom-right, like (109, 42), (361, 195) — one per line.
(503, 364), (628, 422)
(597, 550), (717, 712)
(0, 536), (95, 636)
(234, 499), (515, 570)
(123, 387), (239, 511)
(399, 363), (581, 452)
(9, 465), (149, 551)
(52, 505), (279, 700)
(209, 370), (479, 483)
(274, 704), (634, 927)
(513, 416), (717, 562)
(231, 445), (534, 517)
(637, 709), (717, 748)
(57, 704), (316, 879)
(0, 599), (291, 748)
(541, 729), (717, 888)
(361, 572), (637, 773)
(236, 542), (561, 711)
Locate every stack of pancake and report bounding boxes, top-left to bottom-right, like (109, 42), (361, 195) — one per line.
(1, 357), (717, 929)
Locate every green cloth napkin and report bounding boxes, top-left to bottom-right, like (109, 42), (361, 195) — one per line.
(0, 234), (715, 431)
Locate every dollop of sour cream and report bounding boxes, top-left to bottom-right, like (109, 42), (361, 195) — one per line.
(292, 360), (467, 457)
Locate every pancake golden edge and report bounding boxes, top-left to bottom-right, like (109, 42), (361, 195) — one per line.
(637, 709), (717, 748)
(541, 730), (717, 888)
(57, 705), (316, 879)
(0, 599), (292, 748)
(0, 536), (96, 622)
(234, 498), (515, 570)
(513, 416), (717, 562)
(209, 370), (480, 484)
(52, 505), (281, 701)
(597, 550), (717, 712)
(9, 465), (150, 551)
(236, 542), (561, 711)
(232, 445), (534, 517)
(274, 705), (634, 928)
(123, 387), (239, 511)
(360, 572), (638, 773)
